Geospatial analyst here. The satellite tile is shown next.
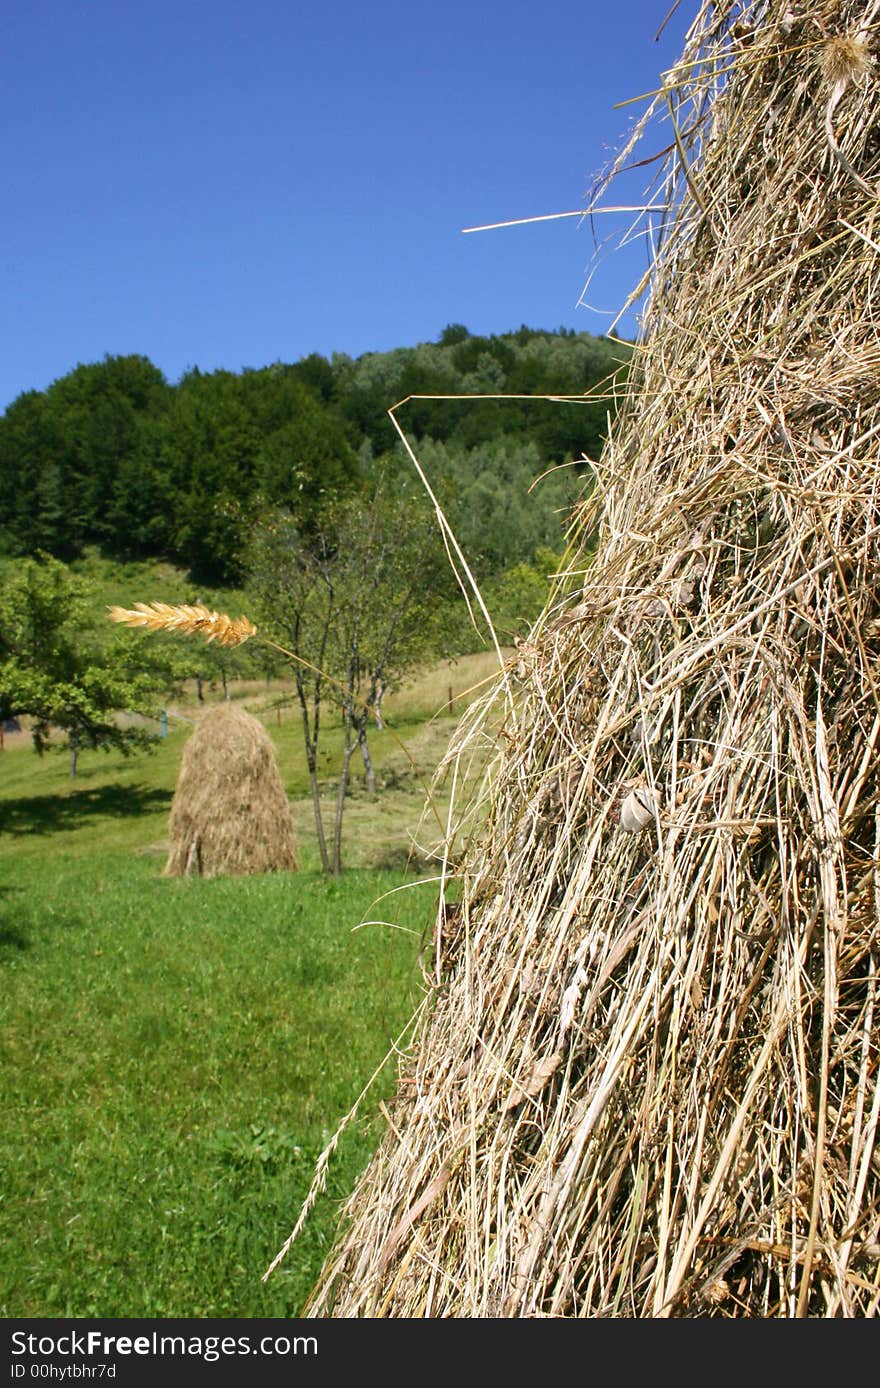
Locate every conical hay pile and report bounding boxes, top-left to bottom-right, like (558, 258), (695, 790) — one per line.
(295, 0), (880, 1316)
(164, 703), (298, 878)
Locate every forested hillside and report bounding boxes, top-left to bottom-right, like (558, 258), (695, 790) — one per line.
(0, 325), (629, 585)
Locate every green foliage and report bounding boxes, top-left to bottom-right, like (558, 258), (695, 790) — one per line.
(0, 555), (169, 758)
(438, 322), (470, 347)
(439, 544), (584, 650)
(0, 356), (361, 585)
(166, 366), (360, 582)
(414, 435), (584, 580)
(485, 556), (560, 643)
(0, 328), (629, 589)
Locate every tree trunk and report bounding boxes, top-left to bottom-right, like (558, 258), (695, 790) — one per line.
(332, 709), (356, 876)
(297, 686), (331, 875)
(308, 761), (331, 875)
(373, 679), (385, 730)
(358, 722), (377, 797)
(69, 732), (78, 779)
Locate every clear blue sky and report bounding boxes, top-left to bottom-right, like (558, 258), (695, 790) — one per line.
(1, 0), (693, 413)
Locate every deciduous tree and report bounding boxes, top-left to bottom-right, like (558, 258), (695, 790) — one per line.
(0, 556), (168, 773)
(246, 467), (449, 874)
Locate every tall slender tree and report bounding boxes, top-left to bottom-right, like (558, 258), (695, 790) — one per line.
(246, 468), (449, 874)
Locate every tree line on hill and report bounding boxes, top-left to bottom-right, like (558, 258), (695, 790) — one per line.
(0, 323), (629, 586)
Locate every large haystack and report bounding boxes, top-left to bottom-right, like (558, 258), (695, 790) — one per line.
(280, 1), (880, 1315)
(164, 703), (298, 878)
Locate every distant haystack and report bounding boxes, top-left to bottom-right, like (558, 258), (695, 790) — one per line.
(164, 703), (298, 879)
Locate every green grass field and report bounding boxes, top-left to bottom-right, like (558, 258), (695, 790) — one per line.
(0, 653), (502, 1317)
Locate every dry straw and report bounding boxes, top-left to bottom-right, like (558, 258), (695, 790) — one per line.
(269, 0), (880, 1317)
(163, 702), (298, 878)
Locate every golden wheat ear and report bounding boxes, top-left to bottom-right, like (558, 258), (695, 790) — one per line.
(108, 601), (257, 648)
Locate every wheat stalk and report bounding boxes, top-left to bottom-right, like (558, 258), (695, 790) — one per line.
(108, 601), (257, 648)
(108, 599), (376, 706)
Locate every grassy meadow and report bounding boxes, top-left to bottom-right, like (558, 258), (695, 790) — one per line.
(0, 651), (502, 1317)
